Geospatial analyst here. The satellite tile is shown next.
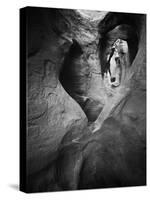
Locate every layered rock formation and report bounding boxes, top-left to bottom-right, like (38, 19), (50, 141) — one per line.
(26, 7), (108, 176)
(25, 7), (146, 192)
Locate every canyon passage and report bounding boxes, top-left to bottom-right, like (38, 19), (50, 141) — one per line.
(24, 7), (146, 192)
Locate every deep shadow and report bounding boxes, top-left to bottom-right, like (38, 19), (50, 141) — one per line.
(98, 12), (143, 77)
(59, 39), (103, 122)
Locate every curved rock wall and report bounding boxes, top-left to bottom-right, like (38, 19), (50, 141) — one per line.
(25, 7), (146, 192)
(27, 8), (88, 175)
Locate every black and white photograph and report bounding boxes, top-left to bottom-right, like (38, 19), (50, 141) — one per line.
(19, 6), (146, 193)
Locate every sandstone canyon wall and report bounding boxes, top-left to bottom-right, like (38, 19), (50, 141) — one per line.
(23, 7), (146, 192)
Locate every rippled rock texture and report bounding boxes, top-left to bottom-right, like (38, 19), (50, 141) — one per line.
(24, 7), (146, 192)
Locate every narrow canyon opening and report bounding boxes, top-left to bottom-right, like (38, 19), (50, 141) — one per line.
(25, 7), (146, 192)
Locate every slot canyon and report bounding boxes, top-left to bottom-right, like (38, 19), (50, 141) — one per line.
(24, 7), (146, 192)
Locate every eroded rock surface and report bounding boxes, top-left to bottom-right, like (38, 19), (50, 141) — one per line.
(25, 7), (146, 192)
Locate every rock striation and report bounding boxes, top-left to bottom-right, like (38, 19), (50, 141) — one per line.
(25, 7), (146, 192)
